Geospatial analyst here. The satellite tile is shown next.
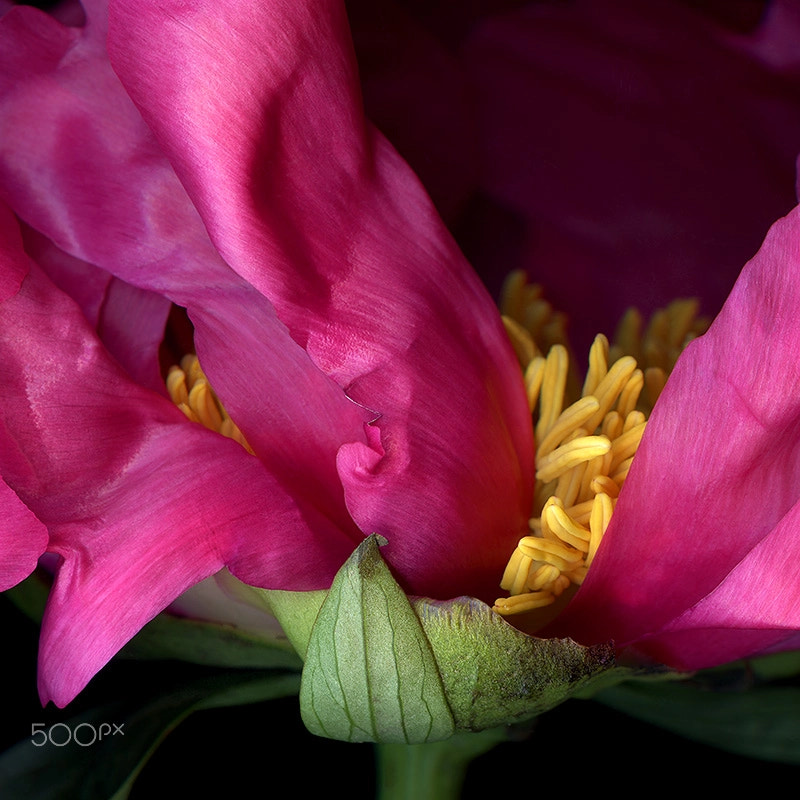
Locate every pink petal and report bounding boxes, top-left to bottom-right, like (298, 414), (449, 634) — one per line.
(20, 225), (111, 329)
(107, 0), (533, 601)
(96, 277), (172, 393)
(637, 499), (800, 669)
(555, 204), (800, 665)
(21, 226), (171, 393)
(0, 190), (28, 301)
(0, 4), (373, 538)
(728, 0), (800, 72)
(0, 217), (358, 706)
(0, 477), (48, 591)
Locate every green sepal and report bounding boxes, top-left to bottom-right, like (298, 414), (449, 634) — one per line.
(287, 535), (645, 743)
(299, 535), (455, 743)
(413, 594), (619, 731)
(243, 586), (326, 660)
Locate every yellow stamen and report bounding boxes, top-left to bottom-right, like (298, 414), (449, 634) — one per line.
(500, 271), (571, 360)
(535, 435), (611, 484)
(524, 357), (546, 412)
(535, 345), (569, 443)
(582, 334), (609, 397)
(518, 535), (583, 570)
(493, 592), (556, 614)
(502, 316), (537, 367)
(544, 500), (591, 551)
(493, 273), (701, 621)
(166, 354), (254, 454)
(537, 396), (600, 459)
(644, 367), (668, 407)
(587, 492), (614, 568)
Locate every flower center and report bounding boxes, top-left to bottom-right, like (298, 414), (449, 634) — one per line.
(493, 271), (707, 619)
(166, 354), (254, 454)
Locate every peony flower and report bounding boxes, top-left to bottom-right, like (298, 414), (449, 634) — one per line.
(1, 0), (800, 737)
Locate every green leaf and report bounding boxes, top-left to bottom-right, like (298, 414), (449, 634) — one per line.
(4, 569), (50, 623)
(300, 535), (455, 744)
(744, 649), (800, 683)
(118, 611), (303, 671)
(5, 569), (303, 671)
(595, 679), (800, 764)
(0, 669), (300, 800)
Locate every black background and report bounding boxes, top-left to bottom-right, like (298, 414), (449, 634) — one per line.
(3, 596), (798, 799)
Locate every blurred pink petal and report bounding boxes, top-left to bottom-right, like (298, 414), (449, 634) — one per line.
(459, 0), (800, 350)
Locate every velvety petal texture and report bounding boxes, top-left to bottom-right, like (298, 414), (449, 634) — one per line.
(0, 205), (364, 705)
(555, 205), (800, 668)
(0, 0), (533, 705)
(105, 0), (533, 601)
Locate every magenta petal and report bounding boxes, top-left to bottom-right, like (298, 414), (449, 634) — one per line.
(107, 0), (534, 601)
(556, 205), (800, 663)
(0, 196), (28, 302)
(0, 4), (374, 535)
(0, 478), (48, 591)
(639, 499), (800, 669)
(20, 225), (110, 329)
(0, 224), (356, 706)
(21, 226), (171, 393)
(37, 418), (355, 707)
(96, 277), (172, 393)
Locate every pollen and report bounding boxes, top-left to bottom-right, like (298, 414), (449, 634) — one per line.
(494, 270), (707, 620)
(166, 354), (254, 454)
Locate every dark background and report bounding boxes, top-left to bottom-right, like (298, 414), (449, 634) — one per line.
(3, 596), (798, 799)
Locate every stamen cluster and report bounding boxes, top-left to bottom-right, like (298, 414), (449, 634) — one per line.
(161, 276), (704, 624)
(494, 271), (707, 619)
(166, 355), (253, 453)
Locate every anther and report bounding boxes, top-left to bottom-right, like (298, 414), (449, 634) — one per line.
(492, 274), (700, 621)
(166, 354), (254, 454)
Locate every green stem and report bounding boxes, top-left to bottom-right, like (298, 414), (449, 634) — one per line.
(375, 729), (507, 800)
